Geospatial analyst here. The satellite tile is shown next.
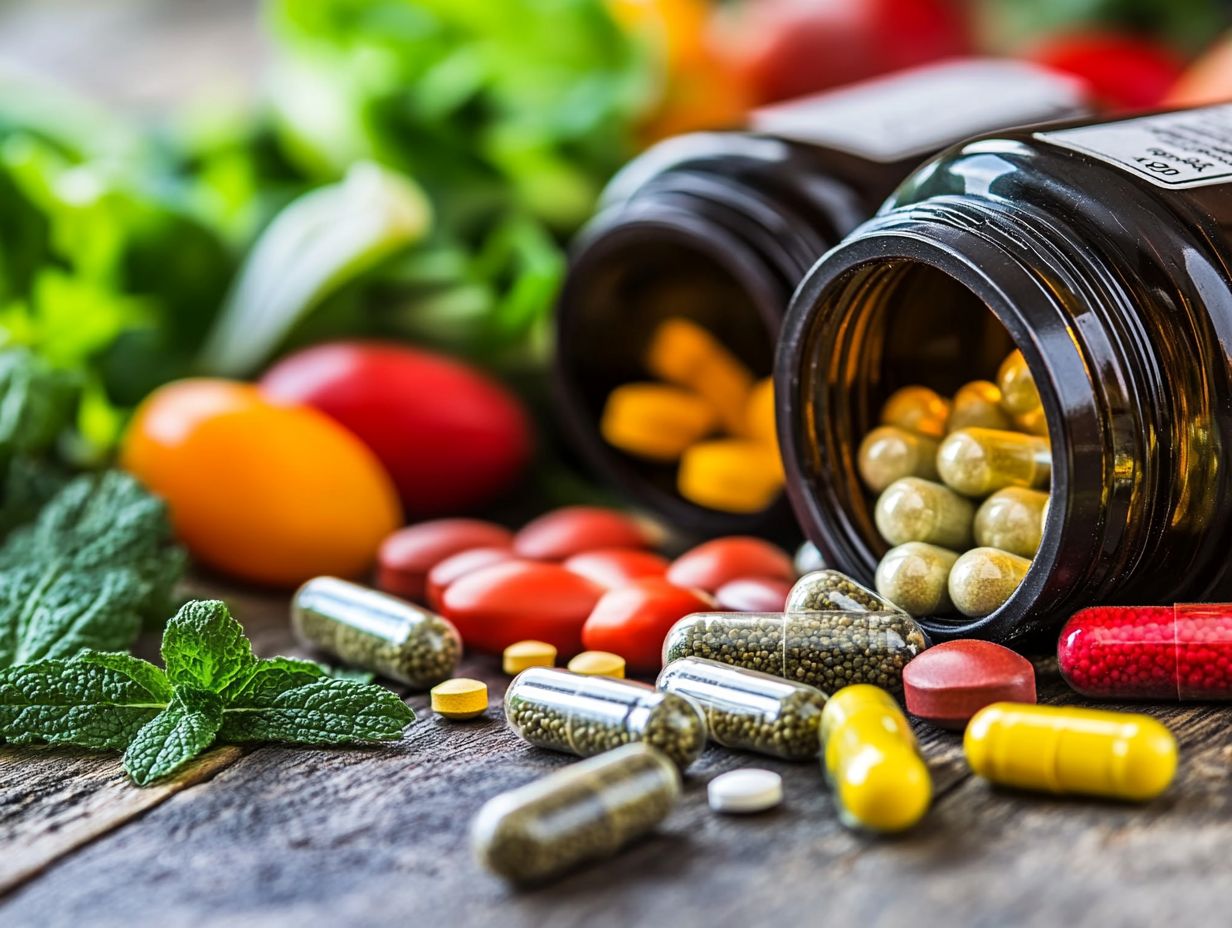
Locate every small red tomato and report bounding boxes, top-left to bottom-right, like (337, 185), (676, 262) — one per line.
(715, 577), (792, 612)
(377, 519), (513, 601)
(513, 506), (656, 560)
(426, 547), (519, 612)
(666, 536), (795, 593)
(1027, 32), (1183, 111)
(582, 578), (716, 672)
(563, 548), (670, 590)
(438, 561), (605, 654)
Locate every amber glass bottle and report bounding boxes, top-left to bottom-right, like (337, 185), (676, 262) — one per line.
(777, 104), (1232, 644)
(555, 60), (1087, 540)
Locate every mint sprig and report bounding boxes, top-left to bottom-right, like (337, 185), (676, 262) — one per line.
(0, 599), (415, 785)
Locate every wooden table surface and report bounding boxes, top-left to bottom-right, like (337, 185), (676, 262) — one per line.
(2, 577), (1230, 928)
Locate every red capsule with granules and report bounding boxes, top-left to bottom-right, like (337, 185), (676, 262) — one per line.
(1058, 604), (1232, 700)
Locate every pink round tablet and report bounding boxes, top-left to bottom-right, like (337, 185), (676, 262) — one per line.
(902, 639), (1036, 730)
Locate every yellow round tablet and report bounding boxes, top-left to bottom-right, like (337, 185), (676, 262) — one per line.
(567, 651), (626, 678)
(503, 640), (557, 675)
(431, 678), (489, 719)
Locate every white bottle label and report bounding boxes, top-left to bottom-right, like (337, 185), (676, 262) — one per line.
(750, 59), (1088, 163)
(1036, 105), (1232, 189)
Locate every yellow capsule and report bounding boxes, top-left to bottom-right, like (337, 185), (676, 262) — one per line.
(880, 386), (950, 439)
(857, 426), (940, 493)
(677, 439), (784, 513)
(936, 427), (1051, 497)
(874, 477), (974, 549)
(947, 380), (1013, 433)
(948, 547), (1031, 618)
(964, 703), (1177, 801)
(821, 685), (931, 833)
(1015, 407), (1049, 437)
(875, 541), (960, 616)
(600, 383), (718, 461)
(996, 349), (1041, 416)
(744, 376), (778, 446)
(431, 678), (489, 719)
(974, 487), (1049, 558)
(503, 640), (557, 675)
(645, 317), (753, 434)
(567, 650), (627, 678)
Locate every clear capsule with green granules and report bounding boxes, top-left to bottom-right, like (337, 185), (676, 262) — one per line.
(785, 569), (903, 615)
(879, 385), (950, 438)
(504, 667), (707, 769)
(948, 546), (1031, 618)
(974, 487), (1049, 557)
(947, 380), (1013, 433)
(471, 742), (680, 884)
(874, 477), (974, 549)
(662, 611), (928, 696)
(996, 349), (1041, 416)
(875, 542), (960, 617)
(935, 427), (1051, 497)
(657, 657), (828, 761)
(857, 426), (940, 493)
(291, 576), (461, 688)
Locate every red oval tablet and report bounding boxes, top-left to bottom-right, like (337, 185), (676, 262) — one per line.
(714, 577), (791, 612)
(902, 639), (1036, 730)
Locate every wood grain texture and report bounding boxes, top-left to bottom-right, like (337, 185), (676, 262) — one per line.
(1, 580), (1231, 927)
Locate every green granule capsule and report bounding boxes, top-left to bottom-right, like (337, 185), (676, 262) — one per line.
(935, 428), (1051, 497)
(879, 386), (950, 439)
(997, 349), (1041, 416)
(974, 487), (1049, 557)
(292, 576), (461, 688)
(504, 667), (707, 769)
(857, 426), (940, 493)
(785, 569), (903, 615)
(874, 477), (974, 549)
(662, 611), (928, 696)
(875, 542), (961, 617)
(471, 742), (680, 884)
(948, 381), (1013, 433)
(657, 657), (828, 761)
(948, 547), (1031, 618)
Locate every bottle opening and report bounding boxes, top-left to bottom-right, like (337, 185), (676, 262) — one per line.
(557, 221), (792, 532)
(784, 254), (1064, 638)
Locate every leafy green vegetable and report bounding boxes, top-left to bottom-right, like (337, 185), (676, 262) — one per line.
(0, 599), (415, 785)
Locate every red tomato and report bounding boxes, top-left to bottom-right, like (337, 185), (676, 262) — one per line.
(581, 578), (716, 672)
(667, 536), (795, 593)
(438, 561), (605, 654)
(714, 577), (792, 612)
(563, 548), (670, 589)
(426, 547), (519, 612)
(513, 506), (657, 560)
(377, 519), (514, 601)
(1027, 33), (1184, 111)
(260, 341), (532, 517)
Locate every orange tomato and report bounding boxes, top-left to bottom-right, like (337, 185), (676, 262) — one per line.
(121, 379), (401, 587)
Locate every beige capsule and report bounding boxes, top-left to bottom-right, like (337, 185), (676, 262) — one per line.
(948, 381), (1013, 433)
(974, 487), (1050, 558)
(997, 350), (1041, 416)
(857, 426), (940, 493)
(948, 547), (1032, 618)
(875, 542), (960, 616)
(880, 386), (950, 439)
(936, 427), (1051, 497)
(874, 477), (974, 549)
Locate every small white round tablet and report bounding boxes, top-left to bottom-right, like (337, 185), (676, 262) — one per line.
(707, 769), (783, 814)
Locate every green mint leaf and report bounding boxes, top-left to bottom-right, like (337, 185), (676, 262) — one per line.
(220, 655), (327, 702)
(122, 687), (223, 786)
(326, 666), (375, 684)
(0, 657), (167, 749)
(79, 649), (173, 702)
(0, 565), (144, 667)
(0, 347), (80, 457)
(0, 456), (68, 540)
(217, 679), (413, 745)
(161, 600), (256, 694)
